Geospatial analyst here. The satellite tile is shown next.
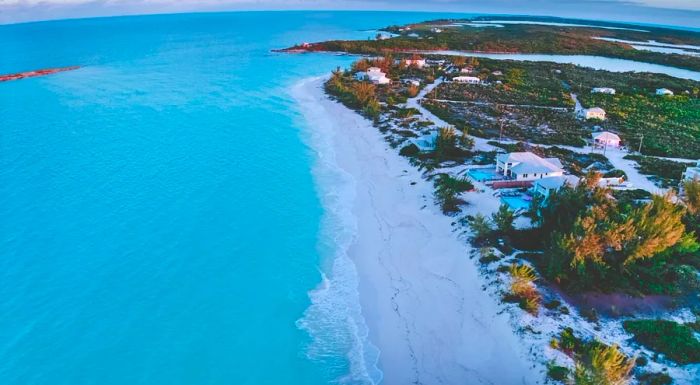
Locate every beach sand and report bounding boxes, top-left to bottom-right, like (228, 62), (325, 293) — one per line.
(293, 77), (538, 385)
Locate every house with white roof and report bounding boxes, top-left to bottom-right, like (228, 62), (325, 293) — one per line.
(592, 131), (621, 148)
(579, 107), (606, 120)
(365, 67), (391, 85)
(592, 87), (616, 95)
(496, 152), (565, 181)
(454, 76), (481, 84)
(685, 160), (700, 181)
(404, 58), (426, 69)
(656, 88), (674, 96)
(431, 27), (443, 33)
(531, 175), (580, 199)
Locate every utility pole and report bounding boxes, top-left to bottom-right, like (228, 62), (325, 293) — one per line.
(638, 134), (644, 154)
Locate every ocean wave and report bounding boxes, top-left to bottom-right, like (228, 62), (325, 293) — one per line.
(293, 78), (383, 385)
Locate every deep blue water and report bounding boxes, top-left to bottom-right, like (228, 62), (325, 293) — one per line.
(0, 11), (461, 385)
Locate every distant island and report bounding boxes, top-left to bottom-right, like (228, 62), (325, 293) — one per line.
(282, 15), (700, 72)
(0, 66), (79, 82)
(290, 15), (700, 385)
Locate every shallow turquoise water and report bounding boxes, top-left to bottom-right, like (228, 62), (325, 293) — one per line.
(0, 11), (463, 385)
(501, 195), (532, 211)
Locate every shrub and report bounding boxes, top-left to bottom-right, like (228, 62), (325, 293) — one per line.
(623, 319), (700, 364)
(509, 263), (540, 314)
(573, 344), (634, 385)
(399, 144), (420, 157)
(547, 364), (569, 382)
(492, 204), (515, 234)
(637, 372), (672, 385)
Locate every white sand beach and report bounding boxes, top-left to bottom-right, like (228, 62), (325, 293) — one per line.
(293, 77), (539, 385)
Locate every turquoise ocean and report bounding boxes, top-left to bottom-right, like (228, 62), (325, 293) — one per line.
(0, 11), (465, 385)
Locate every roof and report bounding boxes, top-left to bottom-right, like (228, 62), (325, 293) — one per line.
(586, 107), (606, 114)
(592, 87), (615, 92)
(534, 175), (580, 190)
(367, 67), (383, 73)
(454, 76), (480, 81)
(497, 152), (564, 174)
(592, 131), (621, 141)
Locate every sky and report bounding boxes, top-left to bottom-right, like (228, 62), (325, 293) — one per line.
(1, 0), (700, 27)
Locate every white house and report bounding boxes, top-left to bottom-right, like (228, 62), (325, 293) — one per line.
(685, 160), (700, 181)
(454, 76), (481, 84)
(592, 131), (621, 148)
(656, 88), (674, 96)
(366, 67), (391, 85)
(431, 27), (443, 33)
(579, 107), (606, 120)
(492, 70), (503, 76)
(531, 175), (580, 198)
(404, 58), (426, 68)
(407, 32), (420, 38)
(592, 87), (616, 95)
(460, 67), (474, 73)
(496, 152), (565, 181)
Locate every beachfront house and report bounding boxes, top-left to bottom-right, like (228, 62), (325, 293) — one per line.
(454, 76), (481, 85)
(579, 107), (606, 121)
(592, 87), (616, 95)
(496, 152), (565, 181)
(685, 160), (700, 181)
(531, 175), (580, 199)
(592, 131), (621, 148)
(366, 67), (391, 85)
(656, 88), (674, 96)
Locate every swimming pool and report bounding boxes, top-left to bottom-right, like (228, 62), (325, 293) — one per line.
(468, 168), (498, 182)
(501, 196), (531, 211)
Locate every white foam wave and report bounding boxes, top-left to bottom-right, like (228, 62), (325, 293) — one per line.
(291, 78), (383, 385)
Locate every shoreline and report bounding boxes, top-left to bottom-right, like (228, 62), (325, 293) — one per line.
(293, 76), (540, 384)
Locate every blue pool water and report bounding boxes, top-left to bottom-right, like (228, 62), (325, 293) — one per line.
(468, 168), (498, 182)
(501, 195), (532, 211)
(0, 11), (464, 385)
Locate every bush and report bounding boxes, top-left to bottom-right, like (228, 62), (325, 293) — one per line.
(623, 319), (700, 364)
(509, 263), (540, 314)
(638, 372), (672, 385)
(547, 364), (569, 382)
(399, 143), (420, 157)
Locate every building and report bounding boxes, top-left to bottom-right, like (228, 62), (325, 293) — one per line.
(365, 67), (391, 85)
(531, 175), (580, 199)
(492, 70), (503, 76)
(592, 131), (621, 148)
(404, 58), (426, 69)
(496, 152), (565, 181)
(453, 76), (481, 84)
(579, 107), (606, 120)
(592, 87), (616, 95)
(685, 160), (700, 181)
(431, 27), (443, 33)
(656, 88), (674, 96)
(403, 78), (421, 87)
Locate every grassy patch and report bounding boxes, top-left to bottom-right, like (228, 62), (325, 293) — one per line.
(623, 319), (700, 364)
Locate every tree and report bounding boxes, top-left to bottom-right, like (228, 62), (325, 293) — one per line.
(573, 344), (634, 385)
(682, 179), (700, 215)
(435, 126), (457, 159)
(352, 82), (376, 105)
(469, 214), (493, 241)
(492, 204), (515, 234)
(504, 68), (525, 87)
(621, 194), (686, 265)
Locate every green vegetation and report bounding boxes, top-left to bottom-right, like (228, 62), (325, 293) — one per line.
(505, 263), (541, 314)
(580, 93), (700, 158)
(637, 372), (672, 385)
(289, 17), (700, 72)
(623, 319), (700, 364)
(522, 173), (700, 294)
(551, 328), (635, 385)
(433, 174), (474, 214)
(623, 155), (694, 188)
